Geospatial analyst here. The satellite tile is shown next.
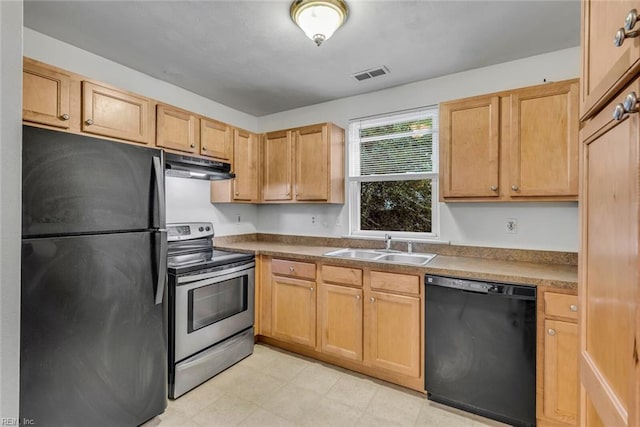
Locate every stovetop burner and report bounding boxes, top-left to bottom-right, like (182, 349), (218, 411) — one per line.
(166, 222), (254, 275)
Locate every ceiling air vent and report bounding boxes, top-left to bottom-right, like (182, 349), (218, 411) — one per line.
(352, 66), (390, 82)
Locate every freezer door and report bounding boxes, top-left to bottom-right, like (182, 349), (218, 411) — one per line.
(22, 125), (165, 237)
(20, 232), (167, 426)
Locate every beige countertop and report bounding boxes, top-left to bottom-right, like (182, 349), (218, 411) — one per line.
(215, 241), (578, 291)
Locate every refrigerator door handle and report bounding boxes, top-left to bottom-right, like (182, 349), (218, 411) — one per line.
(153, 154), (166, 228)
(155, 230), (168, 305)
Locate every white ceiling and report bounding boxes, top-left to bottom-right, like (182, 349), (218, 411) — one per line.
(23, 0), (581, 116)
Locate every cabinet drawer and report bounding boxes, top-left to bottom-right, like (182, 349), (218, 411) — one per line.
(370, 271), (420, 295)
(322, 265), (362, 287)
(544, 292), (578, 320)
(272, 259), (316, 280)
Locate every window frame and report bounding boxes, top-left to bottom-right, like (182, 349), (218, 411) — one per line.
(347, 107), (440, 240)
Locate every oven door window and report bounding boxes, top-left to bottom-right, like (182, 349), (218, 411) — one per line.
(188, 276), (248, 333)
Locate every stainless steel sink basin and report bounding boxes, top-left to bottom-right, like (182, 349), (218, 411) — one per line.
(322, 248), (385, 259)
(323, 248), (436, 266)
(375, 253), (437, 265)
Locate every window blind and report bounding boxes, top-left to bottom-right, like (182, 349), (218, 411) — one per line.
(349, 107), (439, 177)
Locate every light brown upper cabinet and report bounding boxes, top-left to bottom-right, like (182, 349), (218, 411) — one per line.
(211, 128), (259, 203)
(23, 58), (72, 129)
(262, 130), (293, 201)
(200, 118), (233, 163)
(440, 79), (579, 202)
(156, 104), (198, 154)
(82, 81), (152, 144)
(440, 95), (500, 198)
(260, 122), (345, 204)
(233, 128), (259, 201)
(581, 0), (640, 120)
(509, 82), (579, 198)
(295, 124), (330, 201)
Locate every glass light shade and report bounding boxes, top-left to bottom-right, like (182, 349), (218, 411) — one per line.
(291, 0), (348, 46)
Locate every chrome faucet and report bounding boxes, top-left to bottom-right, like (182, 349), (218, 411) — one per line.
(407, 241), (413, 254)
(384, 234), (392, 251)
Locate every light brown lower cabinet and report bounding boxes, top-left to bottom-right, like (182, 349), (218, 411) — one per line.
(319, 277), (363, 362)
(259, 258), (423, 390)
(271, 274), (316, 348)
(364, 289), (421, 379)
(539, 291), (579, 427)
(543, 319), (578, 425)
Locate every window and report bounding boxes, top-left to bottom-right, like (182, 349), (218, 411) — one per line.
(348, 107), (439, 238)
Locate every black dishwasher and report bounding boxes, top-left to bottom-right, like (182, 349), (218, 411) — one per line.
(424, 274), (536, 427)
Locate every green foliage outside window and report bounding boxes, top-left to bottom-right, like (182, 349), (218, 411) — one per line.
(360, 180), (432, 232)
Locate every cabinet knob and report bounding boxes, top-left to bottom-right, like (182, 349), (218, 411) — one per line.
(511, 185), (519, 191)
(625, 9), (639, 31)
(613, 103), (627, 120)
(85, 119), (93, 126)
(370, 297), (375, 303)
(570, 304), (578, 312)
(235, 191), (239, 196)
(202, 146), (207, 151)
(614, 26), (640, 47)
(356, 295), (361, 300)
(310, 287), (314, 293)
(547, 329), (556, 336)
(289, 266), (294, 272)
(490, 185), (498, 191)
(624, 92), (638, 113)
(190, 144), (195, 148)
(60, 114), (70, 121)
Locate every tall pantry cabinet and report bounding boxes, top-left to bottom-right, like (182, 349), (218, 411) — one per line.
(579, 2), (640, 426)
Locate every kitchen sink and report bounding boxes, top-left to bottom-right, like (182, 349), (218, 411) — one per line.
(322, 248), (386, 259)
(323, 248), (436, 266)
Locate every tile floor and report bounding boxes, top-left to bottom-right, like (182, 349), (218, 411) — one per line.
(144, 344), (509, 427)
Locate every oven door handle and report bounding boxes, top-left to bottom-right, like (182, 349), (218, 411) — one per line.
(177, 262), (255, 284)
(155, 230), (168, 305)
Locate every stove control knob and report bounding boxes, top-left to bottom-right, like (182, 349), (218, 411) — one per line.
(205, 226), (211, 231)
(198, 226), (204, 232)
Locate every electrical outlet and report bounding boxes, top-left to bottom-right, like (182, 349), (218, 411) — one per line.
(236, 214), (241, 224)
(506, 218), (518, 234)
(311, 215), (317, 226)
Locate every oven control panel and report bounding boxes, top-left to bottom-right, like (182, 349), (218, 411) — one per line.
(167, 222), (214, 241)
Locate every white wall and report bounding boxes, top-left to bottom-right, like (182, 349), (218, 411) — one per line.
(166, 177), (257, 236)
(1, 0), (22, 419)
(256, 47), (580, 252)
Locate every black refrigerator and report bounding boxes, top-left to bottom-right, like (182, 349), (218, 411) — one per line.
(20, 126), (168, 426)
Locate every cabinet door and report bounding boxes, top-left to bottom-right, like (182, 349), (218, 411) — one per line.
(295, 124), (329, 201)
(23, 61), (71, 129)
(319, 283), (362, 361)
(509, 81), (579, 198)
(156, 105), (198, 153)
(440, 96), (500, 198)
(271, 275), (316, 348)
(543, 319), (578, 425)
(263, 130), (293, 201)
(233, 129), (259, 201)
(365, 290), (420, 378)
(580, 80), (639, 427)
(82, 81), (151, 144)
(200, 118), (232, 162)
(581, 0), (640, 120)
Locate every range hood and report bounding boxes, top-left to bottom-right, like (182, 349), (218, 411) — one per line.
(165, 153), (235, 181)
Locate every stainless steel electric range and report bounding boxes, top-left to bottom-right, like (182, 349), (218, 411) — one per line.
(167, 222), (255, 399)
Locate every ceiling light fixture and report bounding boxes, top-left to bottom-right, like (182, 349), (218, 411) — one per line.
(290, 0), (349, 47)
